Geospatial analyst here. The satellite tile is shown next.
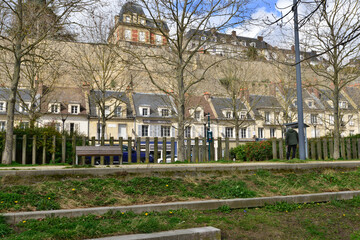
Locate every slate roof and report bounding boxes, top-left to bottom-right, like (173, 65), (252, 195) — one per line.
(132, 92), (175, 118)
(186, 29), (269, 49)
(0, 88), (35, 115)
(317, 89), (355, 111)
(210, 97), (249, 120)
(249, 95), (282, 117)
(88, 90), (133, 118)
(118, 1), (169, 32)
(185, 95), (216, 119)
(344, 87), (360, 108)
(282, 88), (325, 111)
(42, 87), (88, 115)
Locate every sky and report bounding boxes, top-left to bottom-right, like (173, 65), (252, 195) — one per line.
(72, 0), (301, 48)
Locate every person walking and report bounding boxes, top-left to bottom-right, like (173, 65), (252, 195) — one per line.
(285, 127), (299, 160)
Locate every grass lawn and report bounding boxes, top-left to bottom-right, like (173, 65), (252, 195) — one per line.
(0, 168), (360, 212)
(1, 197), (360, 239)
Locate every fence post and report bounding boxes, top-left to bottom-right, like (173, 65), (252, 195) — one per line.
(202, 137), (206, 162)
(72, 135), (76, 165)
(81, 137), (86, 165)
(346, 138), (351, 160)
(272, 139), (277, 159)
(12, 135), (16, 163)
(22, 135), (27, 165)
(358, 138), (360, 159)
(217, 137), (222, 160)
(341, 138), (345, 159)
(42, 136), (46, 165)
(100, 136), (104, 165)
(32, 135), (37, 165)
(317, 139), (322, 160)
(311, 140), (316, 160)
(171, 137), (175, 163)
(128, 137), (132, 163)
(329, 139), (334, 159)
(119, 137), (123, 165)
(162, 137), (167, 164)
(279, 139), (284, 160)
(91, 136), (95, 165)
(194, 137), (199, 163)
(352, 138), (357, 160)
(137, 137), (141, 163)
(225, 138), (230, 161)
(62, 135), (66, 164)
(145, 137), (150, 163)
(211, 138), (215, 161)
(323, 139), (328, 160)
(154, 137), (158, 163)
(110, 137), (114, 165)
(186, 138), (191, 163)
(52, 136), (56, 164)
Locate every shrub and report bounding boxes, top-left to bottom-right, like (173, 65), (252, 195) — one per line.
(230, 144), (246, 161)
(244, 140), (272, 161)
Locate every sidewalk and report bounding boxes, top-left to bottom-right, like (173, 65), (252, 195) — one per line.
(0, 160), (360, 176)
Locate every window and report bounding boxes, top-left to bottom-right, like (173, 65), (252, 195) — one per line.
(161, 109), (169, 117)
(114, 106), (122, 117)
(141, 125), (149, 137)
(20, 122), (29, 129)
(240, 112), (246, 120)
(311, 114), (318, 124)
(0, 121), (5, 131)
(70, 105), (79, 114)
(329, 115), (334, 125)
(185, 126), (191, 138)
(240, 128), (247, 138)
(125, 16), (131, 23)
(141, 107), (149, 116)
(265, 112), (270, 123)
(308, 101), (313, 108)
(270, 128), (276, 138)
(125, 29), (131, 40)
(139, 31), (145, 42)
(225, 127), (233, 138)
(140, 19), (146, 25)
(194, 111), (201, 121)
(70, 123), (75, 135)
(161, 126), (171, 137)
(349, 115), (354, 126)
(50, 104), (60, 113)
(20, 103), (30, 113)
(104, 106), (110, 117)
(250, 42), (256, 47)
(339, 101), (348, 109)
(0, 102), (5, 112)
(55, 123), (61, 132)
(258, 128), (264, 138)
(156, 35), (162, 45)
(225, 111), (232, 118)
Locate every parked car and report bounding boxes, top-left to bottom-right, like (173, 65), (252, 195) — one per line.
(158, 155), (178, 163)
(85, 145), (154, 165)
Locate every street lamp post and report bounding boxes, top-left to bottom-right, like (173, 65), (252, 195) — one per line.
(206, 113), (212, 161)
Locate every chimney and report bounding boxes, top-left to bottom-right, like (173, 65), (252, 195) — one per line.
(204, 91), (211, 100)
(114, 15), (120, 23)
(291, 45), (295, 52)
(257, 36), (263, 41)
(232, 31), (236, 37)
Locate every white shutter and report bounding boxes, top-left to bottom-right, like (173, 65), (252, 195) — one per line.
(156, 125), (161, 137)
(221, 127), (225, 137)
(191, 126), (195, 138)
(138, 125), (142, 137)
(247, 127), (251, 138)
(171, 126), (175, 137)
(319, 114), (323, 124)
(150, 125), (155, 137)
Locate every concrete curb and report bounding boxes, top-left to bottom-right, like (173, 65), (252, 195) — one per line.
(86, 227), (221, 240)
(4, 190), (360, 224)
(1, 161), (360, 177)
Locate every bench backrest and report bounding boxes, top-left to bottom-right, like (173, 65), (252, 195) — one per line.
(76, 146), (123, 156)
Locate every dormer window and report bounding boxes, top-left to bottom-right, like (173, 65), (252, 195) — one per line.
(140, 19), (145, 25)
(339, 101), (348, 109)
(114, 106), (122, 117)
(20, 102), (30, 113)
(307, 100), (314, 108)
(241, 41), (246, 46)
(0, 101), (6, 112)
(160, 108), (170, 117)
(195, 111), (201, 121)
(49, 103), (60, 114)
(69, 104), (80, 114)
(125, 16), (131, 23)
(240, 112), (246, 120)
(225, 111), (232, 119)
(250, 42), (256, 47)
(140, 106), (150, 116)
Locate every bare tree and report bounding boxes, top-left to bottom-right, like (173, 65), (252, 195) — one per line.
(122, 0), (252, 161)
(0, 0), (95, 164)
(71, 12), (130, 141)
(302, 0), (360, 159)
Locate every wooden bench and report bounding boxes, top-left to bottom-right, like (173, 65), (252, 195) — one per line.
(75, 146), (122, 165)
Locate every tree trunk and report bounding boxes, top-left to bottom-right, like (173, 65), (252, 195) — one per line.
(2, 56), (21, 164)
(333, 89), (340, 159)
